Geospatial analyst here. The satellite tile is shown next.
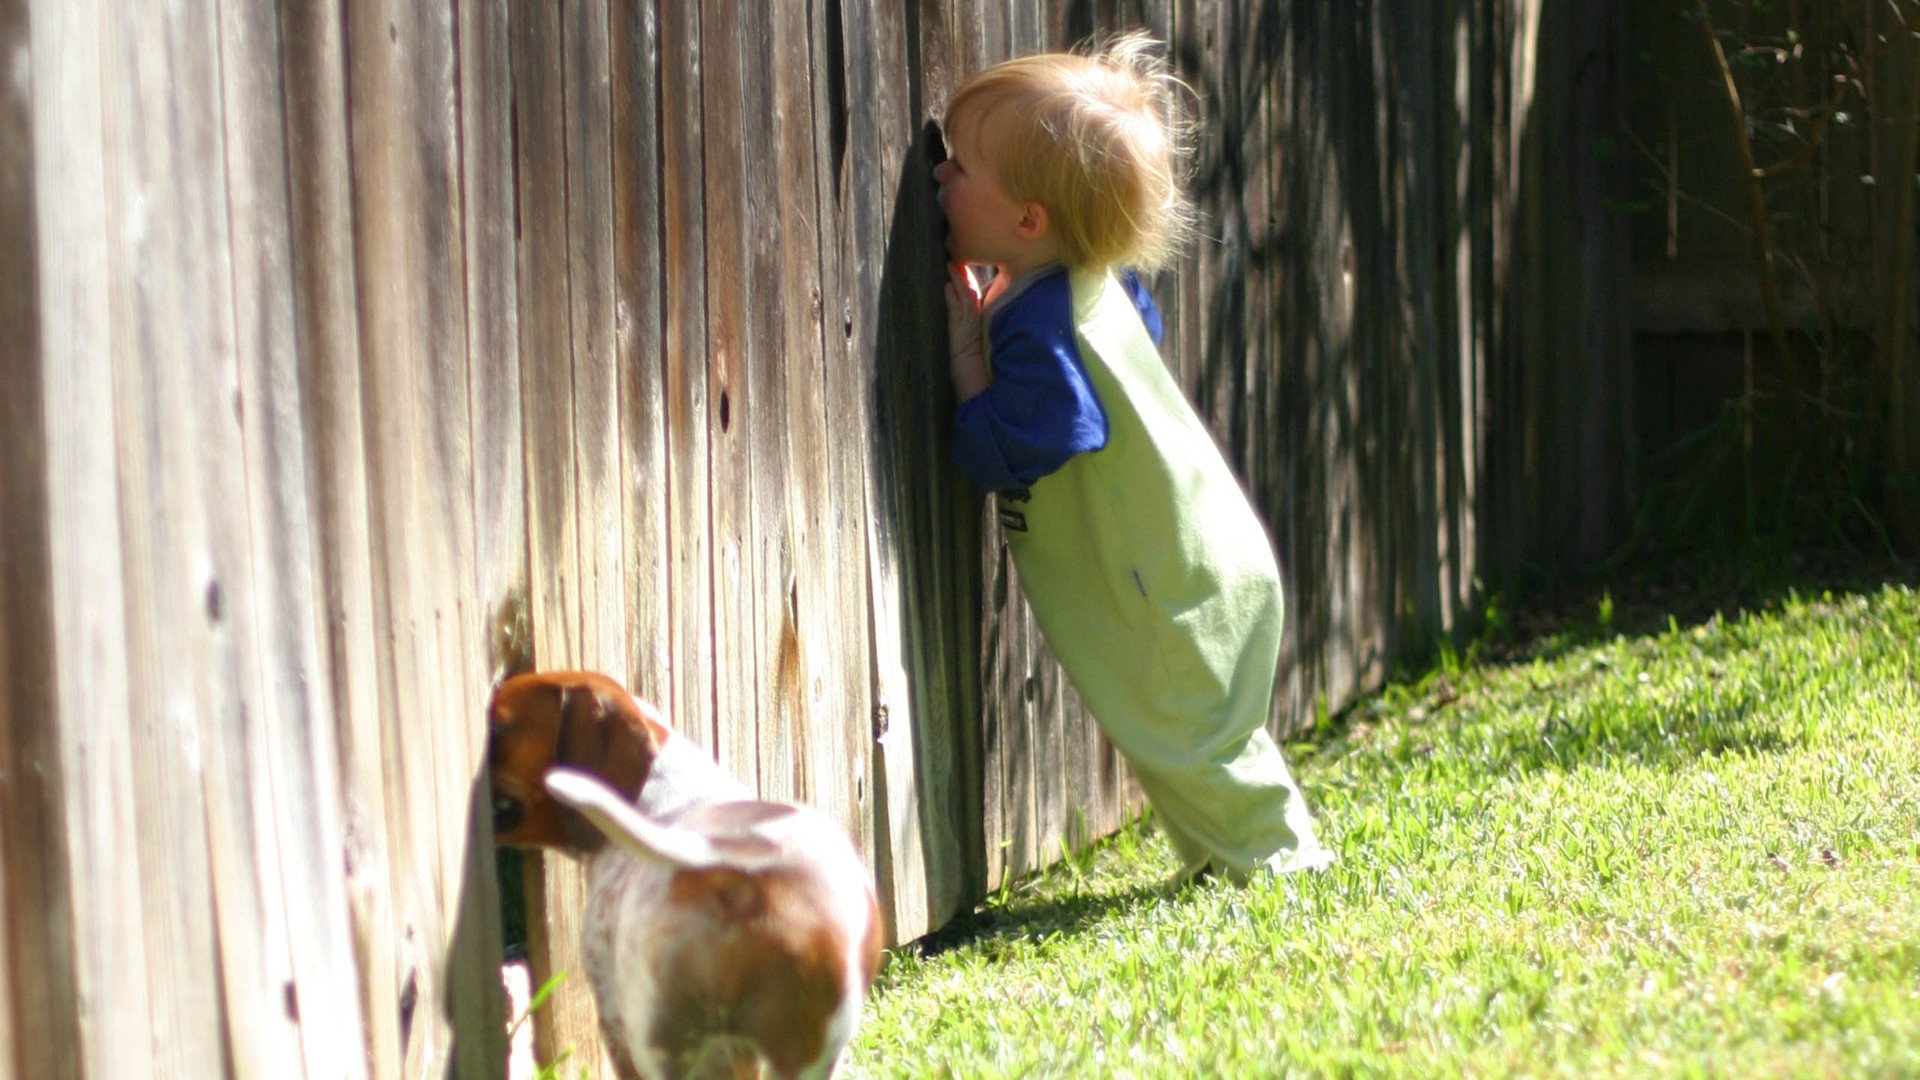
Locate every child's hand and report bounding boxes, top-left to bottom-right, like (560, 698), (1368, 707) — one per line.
(945, 263), (991, 401)
(945, 261), (985, 350)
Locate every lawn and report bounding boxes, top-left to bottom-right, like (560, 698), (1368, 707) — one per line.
(844, 573), (1920, 1078)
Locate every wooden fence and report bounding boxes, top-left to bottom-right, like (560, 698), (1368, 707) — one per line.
(0, 0), (1625, 1076)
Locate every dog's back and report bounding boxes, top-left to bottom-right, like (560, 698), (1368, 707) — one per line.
(488, 671), (882, 1080)
(563, 780), (880, 1079)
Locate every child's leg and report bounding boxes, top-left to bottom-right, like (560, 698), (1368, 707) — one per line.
(1128, 724), (1332, 879)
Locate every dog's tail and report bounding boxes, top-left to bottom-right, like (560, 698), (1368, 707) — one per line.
(543, 767), (783, 871)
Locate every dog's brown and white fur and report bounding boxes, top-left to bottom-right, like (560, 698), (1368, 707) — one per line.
(488, 671), (883, 1080)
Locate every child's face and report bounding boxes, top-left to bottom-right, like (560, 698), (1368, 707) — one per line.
(934, 115), (1032, 269)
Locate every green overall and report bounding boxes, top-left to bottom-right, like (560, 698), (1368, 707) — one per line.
(997, 267), (1332, 878)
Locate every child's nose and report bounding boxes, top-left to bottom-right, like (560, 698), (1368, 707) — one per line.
(933, 160), (952, 185)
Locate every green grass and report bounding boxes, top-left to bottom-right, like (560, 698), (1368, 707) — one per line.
(845, 579), (1920, 1078)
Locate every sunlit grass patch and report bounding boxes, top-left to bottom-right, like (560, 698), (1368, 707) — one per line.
(847, 583), (1920, 1078)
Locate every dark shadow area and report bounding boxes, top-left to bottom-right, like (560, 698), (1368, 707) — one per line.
(1288, 546), (1913, 790)
(447, 773), (511, 1076)
(904, 879), (1178, 963)
(866, 115), (990, 916)
(1167, 0), (1483, 714)
(1484, 688), (1792, 778)
(1481, 547), (1920, 670)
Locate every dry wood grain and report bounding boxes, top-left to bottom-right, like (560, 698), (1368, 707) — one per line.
(701, 0), (761, 792)
(509, 4), (602, 1070)
(807, 0), (882, 870)
(217, 0), (371, 1070)
(843, 0), (944, 941)
(564, 0), (629, 687)
(98, 0), (255, 1068)
(458, 0), (533, 1068)
(612, 0), (672, 737)
(0, 5), (83, 1072)
(660, 0), (715, 760)
(771, 0), (845, 821)
(281, 0), (402, 1069)
(346, 0), (503, 1071)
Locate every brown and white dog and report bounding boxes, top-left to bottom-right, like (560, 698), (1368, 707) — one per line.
(487, 670), (884, 1080)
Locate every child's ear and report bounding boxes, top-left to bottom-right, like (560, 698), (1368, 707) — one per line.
(1016, 201), (1050, 241)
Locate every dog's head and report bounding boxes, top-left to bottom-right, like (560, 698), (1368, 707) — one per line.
(486, 670), (671, 853)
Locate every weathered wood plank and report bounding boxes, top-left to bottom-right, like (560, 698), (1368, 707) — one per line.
(98, 0), (259, 1067)
(564, 0), (628, 686)
(740, 10), (795, 805)
(843, 0), (929, 937)
(281, 0), (402, 1069)
(2, 4), (85, 1072)
(611, 0), (672, 729)
(766, 0), (825, 810)
(462, 0), (527, 668)
(660, 0), (715, 758)
(508, 3), (602, 1070)
(806, 0), (881, 872)
(869, 6), (971, 923)
(456, 0), (528, 1076)
(1031, 636), (1068, 867)
(741, 10), (810, 807)
(516, 0), (583, 673)
(13, 0), (149, 1074)
(980, 533), (1013, 890)
(701, 0), (760, 791)
(216, 0), (372, 1070)
(346, 0), (502, 1071)
(1003, 571), (1039, 884)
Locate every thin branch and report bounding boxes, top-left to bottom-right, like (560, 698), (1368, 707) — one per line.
(1697, 1), (1796, 370)
(1756, 75), (1850, 177)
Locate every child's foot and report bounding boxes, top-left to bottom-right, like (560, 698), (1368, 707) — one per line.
(1167, 858), (1216, 891)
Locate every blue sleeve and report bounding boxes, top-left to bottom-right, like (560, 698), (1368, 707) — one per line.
(951, 275), (1108, 492)
(1119, 268), (1164, 346)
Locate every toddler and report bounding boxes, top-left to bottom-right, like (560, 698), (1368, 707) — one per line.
(935, 32), (1332, 881)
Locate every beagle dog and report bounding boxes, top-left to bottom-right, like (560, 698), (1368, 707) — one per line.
(488, 671), (883, 1080)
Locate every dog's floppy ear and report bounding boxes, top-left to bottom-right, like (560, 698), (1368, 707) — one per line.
(489, 670), (673, 854)
(552, 674), (671, 803)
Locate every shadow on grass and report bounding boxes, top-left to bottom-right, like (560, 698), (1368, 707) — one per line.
(1475, 686), (1793, 777)
(1486, 548), (1918, 670)
(908, 878), (1175, 960)
(1300, 648), (1799, 788)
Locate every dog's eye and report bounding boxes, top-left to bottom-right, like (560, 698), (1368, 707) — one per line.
(493, 794), (524, 833)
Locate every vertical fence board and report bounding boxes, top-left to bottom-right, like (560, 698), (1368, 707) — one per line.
(0, 0), (32, 1061)
(99, 0), (249, 1066)
(612, 0), (673, 775)
(464, 0), (527, 658)
(282, 0), (401, 1069)
(741, 12), (796, 806)
(565, 0), (628, 688)
(509, 3), (603, 1070)
(900, 1), (974, 927)
(768, 2), (826, 810)
(15, 0), (142, 1074)
(661, 0), (714, 758)
(2, 2), (84, 1073)
(1006, 4), (1067, 856)
(700, 0), (760, 789)
(217, 0), (372, 1071)
(809, 0), (881, 869)
(457, 0), (527, 1074)
(346, 0), (502, 1071)
(844, 0), (929, 936)
(517, 0), (583, 673)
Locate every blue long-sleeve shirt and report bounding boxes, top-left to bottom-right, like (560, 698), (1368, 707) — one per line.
(951, 266), (1163, 493)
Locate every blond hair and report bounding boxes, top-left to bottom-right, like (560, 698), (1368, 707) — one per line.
(945, 31), (1196, 273)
